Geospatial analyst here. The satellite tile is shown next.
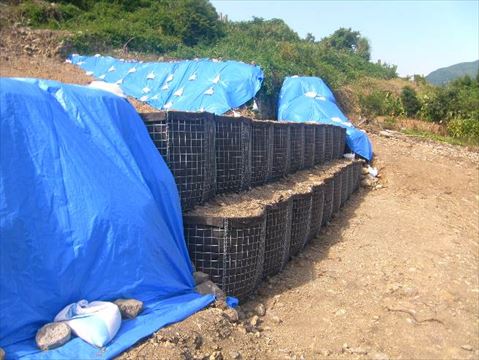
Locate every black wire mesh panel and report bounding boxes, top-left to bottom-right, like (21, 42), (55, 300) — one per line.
(347, 163), (355, 199)
(215, 116), (252, 194)
(353, 161), (361, 192)
(289, 123), (305, 173)
(262, 198), (293, 278)
(303, 124), (316, 169)
(251, 121), (273, 187)
(338, 127), (347, 159)
(271, 122), (291, 180)
(289, 192), (313, 257)
(184, 214), (266, 300)
(324, 125), (333, 163)
(308, 183), (325, 242)
(142, 111), (216, 211)
(331, 125), (342, 159)
(314, 124), (326, 165)
(322, 177), (334, 226)
(332, 171), (342, 214)
(340, 166), (349, 207)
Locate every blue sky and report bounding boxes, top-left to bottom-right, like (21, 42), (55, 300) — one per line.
(210, 0), (479, 76)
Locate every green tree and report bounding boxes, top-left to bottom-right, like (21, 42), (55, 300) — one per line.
(401, 86), (421, 117)
(320, 27), (371, 60)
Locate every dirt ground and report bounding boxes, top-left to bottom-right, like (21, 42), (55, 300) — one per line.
(1, 27), (479, 360)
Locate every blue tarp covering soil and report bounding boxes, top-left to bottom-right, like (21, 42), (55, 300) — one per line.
(278, 76), (373, 161)
(0, 78), (214, 359)
(70, 54), (264, 115)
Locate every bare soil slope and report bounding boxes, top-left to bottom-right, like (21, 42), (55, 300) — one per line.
(1, 30), (478, 360)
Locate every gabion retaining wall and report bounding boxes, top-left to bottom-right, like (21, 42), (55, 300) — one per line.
(340, 167), (349, 207)
(271, 122), (291, 180)
(262, 199), (293, 278)
(338, 127), (347, 159)
(322, 177), (334, 226)
(250, 121), (274, 187)
(332, 171), (342, 214)
(314, 124), (326, 165)
(184, 214), (266, 300)
(347, 163), (355, 199)
(289, 192), (313, 257)
(324, 125), (334, 163)
(215, 116), (252, 194)
(289, 123), (305, 173)
(304, 124), (316, 168)
(308, 183), (325, 242)
(142, 111), (216, 211)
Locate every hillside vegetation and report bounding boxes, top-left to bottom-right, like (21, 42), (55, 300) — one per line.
(5, 0), (478, 144)
(426, 60), (479, 85)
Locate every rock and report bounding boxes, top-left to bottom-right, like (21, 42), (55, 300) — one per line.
(193, 271), (210, 285)
(335, 308), (347, 316)
(195, 280), (225, 299)
(461, 345), (473, 351)
(255, 303), (266, 316)
(0, 347), (4, 360)
(223, 308), (239, 323)
(361, 179), (373, 188)
(250, 315), (260, 327)
(272, 315), (282, 324)
(350, 347), (368, 355)
(229, 350), (241, 359)
(361, 167), (369, 175)
(114, 299), (143, 319)
(237, 309), (246, 320)
(370, 352), (389, 360)
(36, 322), (71, 351)
(209, 351), (223, 360)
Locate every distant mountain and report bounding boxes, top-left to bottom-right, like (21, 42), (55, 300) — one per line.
(426, 60), (479, 85)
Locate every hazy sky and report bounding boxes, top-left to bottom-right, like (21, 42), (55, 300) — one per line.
(211, 0), (479, 76)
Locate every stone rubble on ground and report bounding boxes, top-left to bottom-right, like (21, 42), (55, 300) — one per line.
(35, 322), (71, 351)
(196, 280), (226, 299)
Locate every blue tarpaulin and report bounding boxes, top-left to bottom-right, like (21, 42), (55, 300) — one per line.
(0, 78), (214, 359)
(69, 55), (264, 115)
(278, 76), (373, 161)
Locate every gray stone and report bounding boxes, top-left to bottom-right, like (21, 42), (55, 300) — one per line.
(271, 315), (282, 324)
(223, 308), (239, 323)
(195, 280), (225, 299)
(0, 347), (5, 360)
(249, 315), (260, 327)
(461, 345), (473, 351)
(255, 303), (266, 316)
(193, 271), (210, 285)
(36, 322), (71, 351)
(114, 299), (144, 319)
(229, 351), (241, 359)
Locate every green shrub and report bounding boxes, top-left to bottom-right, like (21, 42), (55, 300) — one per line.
(401, 86), (421, 117)
(447, 118), (479, 141)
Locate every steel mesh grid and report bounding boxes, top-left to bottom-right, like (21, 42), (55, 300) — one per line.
(303, 124), (316, 168)
(184, 216), (266, 300)
(353, 162), (361, 191)
(262, 199), (293, 278)
(251, 121), (273, 187)
(289, 123), (305, 173)
(347, 163), (355, 199)
(339, 127), (346, 158)
(331, 126), (341, 159)
(314, 125), (326, 165)
(271, 122), (291, 180)
(340, 167), (349, 206)
(215, 116), (252, 194)
(332, 171), (342, 213)
(322, 177), (334, 226)
(324, 125), (333, 163)
(308, 184), (325, 242)
(289, 193), (312, 257)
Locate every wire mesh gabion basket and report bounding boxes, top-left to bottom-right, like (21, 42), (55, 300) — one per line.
(353, 161), (361, 192)
(289, 191), (313, 257)
(215, 116), (252, 194)
(340, 166), (349, 207)
(324, 125), (334, 163)
(250, 121), (274, 187)
(142, 111), (216, 211)
(338, 127), (346, 159)
(262, 198), (293, 278)
(308, 183), (325, 243)
(303, 124), (316, 169)
(322, 176), (334, 226)
(332, 170), (342, 214)
(314, 124), (326, 165)
(289, 123), (305, 173)
(347, 163), (355, 199)
(331, 125), (342, 159)
(271, 122), (291, 180)
(183, 213), (266, 300)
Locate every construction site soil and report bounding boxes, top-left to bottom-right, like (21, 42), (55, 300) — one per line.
(1, 26), (479, 360)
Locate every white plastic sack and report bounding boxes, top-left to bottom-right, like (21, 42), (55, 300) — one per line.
(88, 81), (126, 98)
(54, 300), (121, 347)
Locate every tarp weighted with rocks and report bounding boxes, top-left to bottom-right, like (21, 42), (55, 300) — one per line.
(0, 78), (214, 359)
(277, 76), (373, 161)
(69, 54), (264, 115)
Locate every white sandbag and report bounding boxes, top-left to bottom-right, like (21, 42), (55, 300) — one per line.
(88, 81), (126, 98)
(54, 300), (121, 348)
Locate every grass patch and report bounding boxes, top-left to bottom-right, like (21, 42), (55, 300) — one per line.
(401, 128), (479, 147)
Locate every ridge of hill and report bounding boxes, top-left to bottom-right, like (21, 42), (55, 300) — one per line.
(426, 60), (479, 85)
